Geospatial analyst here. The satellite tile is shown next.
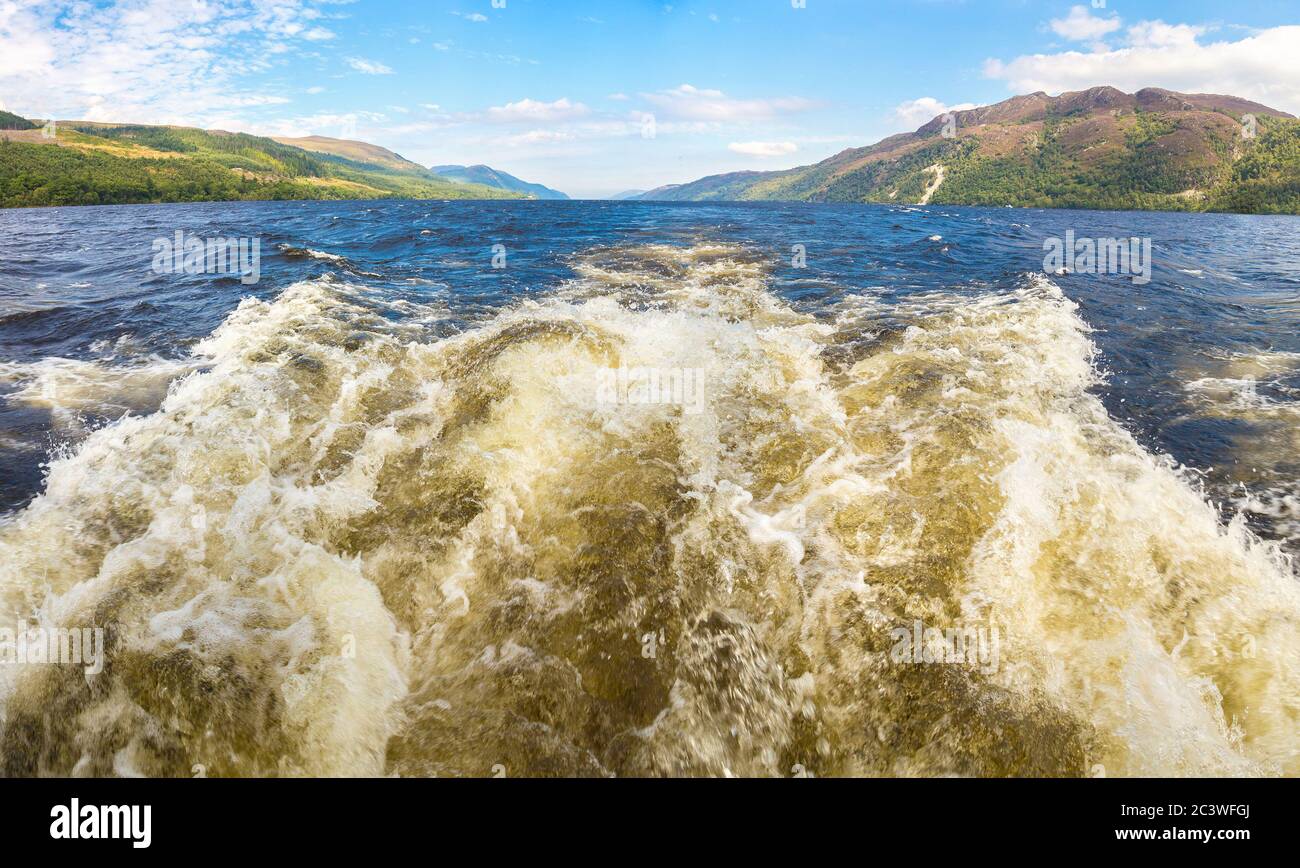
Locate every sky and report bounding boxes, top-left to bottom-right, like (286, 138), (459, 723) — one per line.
(1, 0), (1298, 198)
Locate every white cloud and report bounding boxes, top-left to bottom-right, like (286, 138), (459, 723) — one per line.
(1126, 21), (1206, 50)
(503, 129), (576, 146)
(728, 141), (797, 158)
(345, 57), (394, 75)
(985, 23), (1300, 115)
(252, 110), (388, 140)
(643, 84), (816, 122)
(387, 121), (440, 135)
(0, 0), (331, 125)
(484, 97), (590, 123)
(451, 11), (488, 23)
(893, 97), (977, 129)
(226, 94), (291, 107)
(1049, 5), (1121, 43)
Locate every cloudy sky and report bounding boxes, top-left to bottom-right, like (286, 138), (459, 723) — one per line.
(1, 0), (1297, 197)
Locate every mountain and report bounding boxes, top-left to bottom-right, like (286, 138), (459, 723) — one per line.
(610, 189), (647, 200)
(640, 87), (1300, 213)
(270, 135), (428, 172)
(430, 164), (568, 199)
(0, 119), (525, 208)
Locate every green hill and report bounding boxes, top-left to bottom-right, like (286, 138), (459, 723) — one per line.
(0, 117), (524, 208)
(640, 87), (1300, 214)
(0, 110), (37, 131)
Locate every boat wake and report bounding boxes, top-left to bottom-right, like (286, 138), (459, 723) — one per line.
(1, 243), (1296, 777)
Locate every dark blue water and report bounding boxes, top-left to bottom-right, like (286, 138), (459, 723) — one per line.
(2, 199), (1299, 547)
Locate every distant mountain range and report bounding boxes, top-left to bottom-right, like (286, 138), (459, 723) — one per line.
(638, 87), (1300, 213)
(268, 140), (568, 200)
(0, 119), (526, 208)
(430, 164), (568, 200)
(5, 87), (1297, 213)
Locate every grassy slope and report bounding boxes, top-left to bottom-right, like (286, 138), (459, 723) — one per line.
(0, 120), (523, 208)
(270, 135), (428, 172)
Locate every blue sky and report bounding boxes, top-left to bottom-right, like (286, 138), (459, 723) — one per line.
(2, 0), (1298, 197)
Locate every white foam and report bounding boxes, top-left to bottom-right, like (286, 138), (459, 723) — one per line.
(0, 250), (1296, 778)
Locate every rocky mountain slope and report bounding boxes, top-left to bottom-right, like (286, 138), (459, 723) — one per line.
(640, 87), (1300, 213)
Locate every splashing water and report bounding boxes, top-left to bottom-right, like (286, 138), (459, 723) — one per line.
(0, 240), (1297, 778)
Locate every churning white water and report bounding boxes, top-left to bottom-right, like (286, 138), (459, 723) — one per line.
(1, 244), (1296, 777)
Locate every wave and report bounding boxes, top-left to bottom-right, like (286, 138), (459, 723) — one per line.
(0, 353), (203, 433)
(0, 243), (1296, 777)
(277, 244), (382, 278)
(277, 244), (350, 264)
(1183, 348), (1300, 553)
